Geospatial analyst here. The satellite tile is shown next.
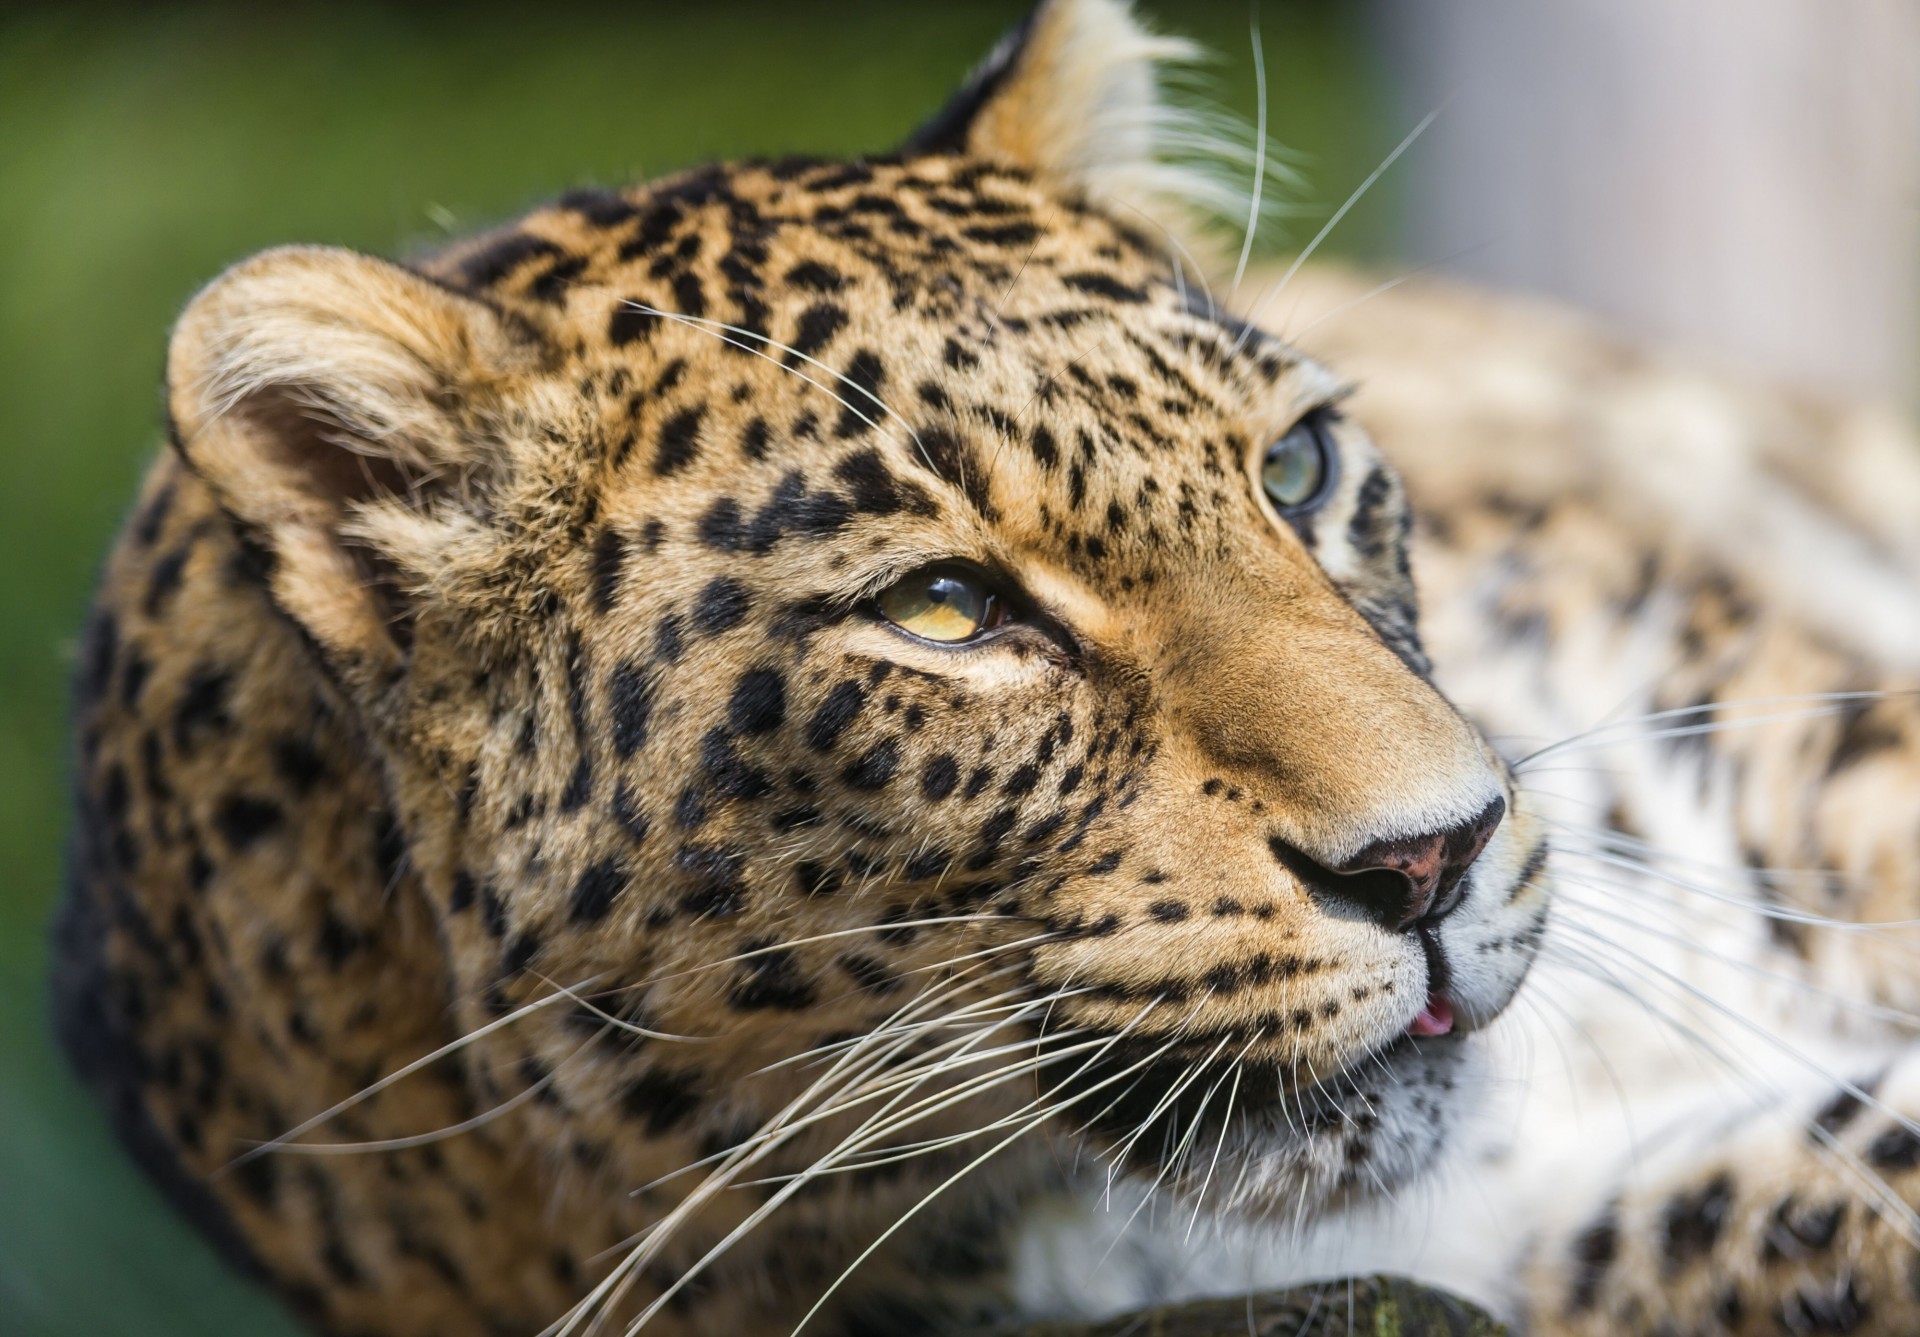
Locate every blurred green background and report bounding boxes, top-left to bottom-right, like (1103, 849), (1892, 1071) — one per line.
(0, 4), (1389, 1333)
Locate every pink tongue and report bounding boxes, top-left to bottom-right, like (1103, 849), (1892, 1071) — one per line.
(1409, 995), (1455, 1038)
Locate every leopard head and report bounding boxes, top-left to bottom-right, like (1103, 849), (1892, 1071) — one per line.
(163, 0), (1549, 1234)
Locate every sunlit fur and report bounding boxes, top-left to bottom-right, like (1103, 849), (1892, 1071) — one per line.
(52, 2), (1556, 1333)
(56, 2), (1920, 1335)
(1012, 270), (1920, 1337)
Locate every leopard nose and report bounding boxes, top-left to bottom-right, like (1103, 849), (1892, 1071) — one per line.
(1274, 796), (1506, 932)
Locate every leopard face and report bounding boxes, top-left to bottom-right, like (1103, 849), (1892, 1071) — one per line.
(70, 0), (1551, 1329)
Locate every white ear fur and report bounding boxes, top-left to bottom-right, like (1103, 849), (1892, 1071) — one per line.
(167, 246), (531, 674)
(918, 0), (1249, 252)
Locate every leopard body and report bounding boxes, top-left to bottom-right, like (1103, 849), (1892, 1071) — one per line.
(52, 3), (1920, 1335)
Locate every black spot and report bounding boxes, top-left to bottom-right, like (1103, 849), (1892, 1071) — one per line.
(449, 872), (476, 914)
(653, 406), (705, 476)
(834, 448), (936, 518)
(740, 417), (771, 460)
(1566, 1204), (1619, 1313)
(1778, 1274), (1869, 1334)
(654, 614), (685, 663)
(786, 260), (847, 292)
(728, 669), (787, 734)
(621, 1068), (702, 1135)
(590, 528), (627, 614)
(787, 303), (848, 364)
(570, 858), (626, 924)
(916, 427), (993, 516)
(118, 652), (151, 709)
(966, 807), (1019, 870)
(213, 796), (282, 852)
(608, 662), (656, 757)
(1826, 700), (1903, 774)
(559, 186), (640, 228)
(1660, 1172), (1733, 1274)
(842, 739), (900, 790)
(833, 349), (887, 438)
(1868, 1124), (1920, 1170)
(1813, 1083), (1876, 1139)
(612, 779), (652, 845)
(729, 948), (816, 1011)
(608, 303), (657, 347)
(1146, 899), (1188, 923)
(502, 931), (540, 975)
(172, 666), (232, 750)
(904, 848), (952, 882)
(1001, 764), (1041, 797)
(676, 844), (748, 918)
(840, 953), (898, 994)
(701, 728), (774, 800)
(458, 231), (562, 289)
(796, 860), (841, 898)
(1029, 425), (1060, 469)
(479, 882), (508, 939)
(807, 680), (868, 751)
(272, 738), (326, 794)
(1062, 271), (1148, 303)
(670, 271), (706, 321)
(692, 577), (750, 635)
(922, 754), (960, 801)
(962, 222), (1042, 247)
(1763, 1195), (1846, 1260)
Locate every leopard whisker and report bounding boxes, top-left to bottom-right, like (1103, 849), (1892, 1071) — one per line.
(617, 302), (936, 474)
(1184, 1033), (1259, 1242)
(218, 973), (601, 1177)
(1098, 1032), (1241, 1269)
(1553, 851), (1920, 952)
(1511, 689), (1911, 770)
(257, 1024), (609, 1156)
(1232, 105), (1442, 358)
(778, 1028), (1198, 1337)
(1541, 935), (1920, 1249)
(1227, 8), (1269, 301)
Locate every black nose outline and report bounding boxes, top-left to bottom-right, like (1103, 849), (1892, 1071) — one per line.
(1270, 796), (1506, 933)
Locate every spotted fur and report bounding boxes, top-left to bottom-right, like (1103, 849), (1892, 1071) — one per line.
(57, 3), (1920, 1336)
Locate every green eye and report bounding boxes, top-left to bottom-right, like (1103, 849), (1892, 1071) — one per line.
(877, 566), (1007, 643)
(1262, 411), (1338, 513)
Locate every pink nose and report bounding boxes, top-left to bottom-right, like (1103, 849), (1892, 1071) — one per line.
(1272, 796), (1506, 932)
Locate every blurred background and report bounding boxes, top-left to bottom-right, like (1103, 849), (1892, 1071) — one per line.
(0, 3), (1911, 1334)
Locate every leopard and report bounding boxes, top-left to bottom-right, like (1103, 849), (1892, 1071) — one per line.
(48, 2), (1920, 1335)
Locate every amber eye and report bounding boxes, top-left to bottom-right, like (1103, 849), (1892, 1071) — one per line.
(1262, 410), (1338, 513)
(877, 566), (1007, 644)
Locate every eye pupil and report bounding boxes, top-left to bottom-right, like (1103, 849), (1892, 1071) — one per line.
(1262, 414), (1333, 512)
(877, 566), (1002, 643)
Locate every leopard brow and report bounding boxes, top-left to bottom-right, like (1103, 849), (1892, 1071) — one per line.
(617, 301), (937, 475)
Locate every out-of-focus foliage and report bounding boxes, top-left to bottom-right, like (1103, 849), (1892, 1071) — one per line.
(0, 5), (1388, 1332)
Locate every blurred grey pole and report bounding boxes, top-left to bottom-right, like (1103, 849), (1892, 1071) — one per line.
(1375, 0), (1920, 407)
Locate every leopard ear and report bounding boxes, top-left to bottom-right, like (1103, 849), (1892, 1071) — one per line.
(167, 245), (538, 682)
(903, 0), (1220, 235)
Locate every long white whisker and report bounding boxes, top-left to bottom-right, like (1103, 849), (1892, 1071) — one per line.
(219, 975), (597, 1176)
(618, 302), (935, 473)
(1233, 106), (1442, 356)
(1229, 9), (1269, 299)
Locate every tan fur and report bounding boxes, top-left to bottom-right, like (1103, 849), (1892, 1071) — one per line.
(68, 4), (1920, 1336)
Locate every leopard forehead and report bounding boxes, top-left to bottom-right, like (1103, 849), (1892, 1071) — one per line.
(426, 153), (1318, 569)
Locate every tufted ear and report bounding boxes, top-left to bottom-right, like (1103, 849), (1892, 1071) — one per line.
(904, 0), (1222, 236)
(167, 246), (538, 682)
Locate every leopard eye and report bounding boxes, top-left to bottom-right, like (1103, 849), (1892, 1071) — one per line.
(877, 566), (1007, 644)
(1262, 410), (1339, 514)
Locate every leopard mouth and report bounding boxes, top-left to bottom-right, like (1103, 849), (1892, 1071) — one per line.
(1029, 1011), (1468, 1181)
